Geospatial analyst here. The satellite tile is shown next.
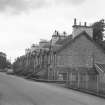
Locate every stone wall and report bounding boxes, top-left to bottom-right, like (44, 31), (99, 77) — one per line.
(56, 35), (105, 68)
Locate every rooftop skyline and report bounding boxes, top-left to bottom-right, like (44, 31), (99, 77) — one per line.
(0, 0), (104, 62)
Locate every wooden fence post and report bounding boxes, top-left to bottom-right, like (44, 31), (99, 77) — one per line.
(70, 72), (72, 87)
(78, 71), (80, 89)
(85, 72), (88, 89)
(97, 75), (99, 94)
(66, 71), (69, 87)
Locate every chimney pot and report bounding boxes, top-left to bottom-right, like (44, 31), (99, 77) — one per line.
(84, 22), (87, 26)
(74, 18), (77, 25)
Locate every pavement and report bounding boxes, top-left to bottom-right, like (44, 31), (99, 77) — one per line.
(0, 73), (105, 105)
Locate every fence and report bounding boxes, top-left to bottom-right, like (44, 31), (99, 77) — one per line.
(66, 74), (105, 96)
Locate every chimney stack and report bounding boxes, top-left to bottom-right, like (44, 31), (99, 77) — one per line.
(74, 18), (77, 25)
(84, 22), (87, 26)
(72, 19), (93, 38)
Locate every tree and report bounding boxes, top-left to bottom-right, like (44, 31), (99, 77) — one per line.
(6, 60), (12, 68)
(13, 54), (35, 76)
(0, 52), (7, 69)
(92, 19), (105, 41)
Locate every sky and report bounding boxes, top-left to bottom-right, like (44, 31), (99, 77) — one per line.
(0, 0), (104, 62)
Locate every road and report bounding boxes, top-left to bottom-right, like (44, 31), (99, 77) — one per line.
(0, 73), (105, 105)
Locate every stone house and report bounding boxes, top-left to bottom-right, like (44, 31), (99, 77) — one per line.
(35, 30), (69, 79)
(48, 19), (105, 91)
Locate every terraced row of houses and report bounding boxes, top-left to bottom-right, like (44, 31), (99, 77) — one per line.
(25, 19), (105, 92)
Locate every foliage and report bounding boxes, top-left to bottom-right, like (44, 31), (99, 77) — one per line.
(92, 19), (105, 41)
(13, 54), (35, 76)
(6, 60), (12, 68)
(0, 52), (11, 71)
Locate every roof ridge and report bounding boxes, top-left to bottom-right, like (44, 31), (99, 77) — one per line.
(55, 31), (105, 54)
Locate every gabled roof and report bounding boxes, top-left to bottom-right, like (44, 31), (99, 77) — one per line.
(42, 42), (51, 48)
(55, 35), (73, 45)
(56, 31), (105, 54)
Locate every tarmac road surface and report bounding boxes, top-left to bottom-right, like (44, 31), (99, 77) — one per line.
(0, 73), (105, 105)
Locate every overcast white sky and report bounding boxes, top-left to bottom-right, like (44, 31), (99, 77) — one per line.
(0, 0), (104, 62)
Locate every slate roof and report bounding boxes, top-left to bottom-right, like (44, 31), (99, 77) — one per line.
(46, 35), (73, 52)
(55, 31), (105, 54)
(55, 35), (73, 45)
(41, 31), (105, 55)
(42, 42), (51, 48)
